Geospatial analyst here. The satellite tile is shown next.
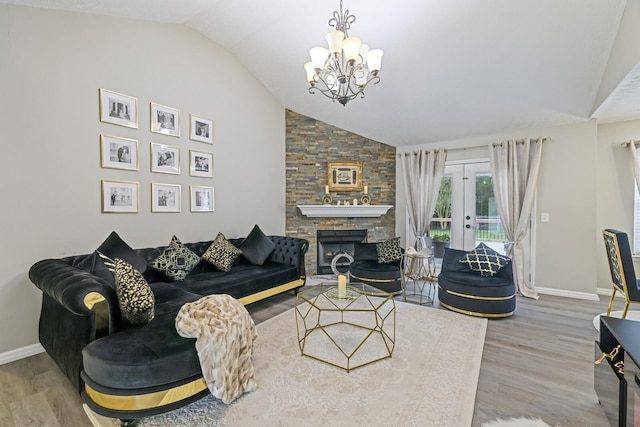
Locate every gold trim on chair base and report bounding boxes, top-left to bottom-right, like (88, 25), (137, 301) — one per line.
(440, 302), (514, 318)
(349, 274), (403, 295)
(441, 287), (515, 301)
(350, 274), (396, 284)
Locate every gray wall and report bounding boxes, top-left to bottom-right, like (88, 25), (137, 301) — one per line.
(0, 5), (285, 355)
(596, 119), (640, 292)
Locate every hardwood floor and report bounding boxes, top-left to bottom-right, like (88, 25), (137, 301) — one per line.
(0, 287), (613, 426)
(472, 293), (610, 427)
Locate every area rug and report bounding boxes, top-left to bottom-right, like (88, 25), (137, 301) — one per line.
(84, 301), (487, 427)
(482, 417), (557, 427)
(592, 310), (640, 331)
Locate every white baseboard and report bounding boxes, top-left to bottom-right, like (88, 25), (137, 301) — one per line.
(597, 287), (626, 298)
(0, 343), (44, 365)
(535, 287), (600, 301)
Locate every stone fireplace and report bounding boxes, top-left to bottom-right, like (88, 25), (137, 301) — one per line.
(316, 229), (367, 275)
(285, 109), (397, 275)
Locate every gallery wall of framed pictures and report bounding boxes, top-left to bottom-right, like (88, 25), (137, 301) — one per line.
(98, 88), (215, 214)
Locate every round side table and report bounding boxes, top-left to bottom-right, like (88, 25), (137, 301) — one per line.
(400, 253), (437, 305)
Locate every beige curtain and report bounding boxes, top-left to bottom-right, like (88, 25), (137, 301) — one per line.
(629, 141), (640, 191)
(398, 149), (447, 250)
(488, 138), (544, 299)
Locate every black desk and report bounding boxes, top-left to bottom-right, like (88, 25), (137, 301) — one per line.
(595, 316), (640, 427)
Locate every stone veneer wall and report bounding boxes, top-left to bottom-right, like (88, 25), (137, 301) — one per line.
(285, 109), (397, 275)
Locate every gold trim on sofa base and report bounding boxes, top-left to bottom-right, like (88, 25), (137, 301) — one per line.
(238, 279), (304, 305)
(83, 277), (305, 414)
(85, 378), (208, 412)
(440, 302), (514, 318)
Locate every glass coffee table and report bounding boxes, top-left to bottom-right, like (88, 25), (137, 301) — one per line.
(294, 281), (395, 372)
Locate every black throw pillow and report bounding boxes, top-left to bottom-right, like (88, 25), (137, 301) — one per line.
(354, 243), (378, 261)
(75, 232), (147, 286)
(237, 225), (276, 265)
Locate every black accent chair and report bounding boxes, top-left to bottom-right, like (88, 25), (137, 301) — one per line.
(437, 247), (516, 318)
(602, 229), (640, 318)
(349, 242), (403, 294)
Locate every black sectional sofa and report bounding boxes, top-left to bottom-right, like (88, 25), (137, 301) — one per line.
(28, 230), (308, 421)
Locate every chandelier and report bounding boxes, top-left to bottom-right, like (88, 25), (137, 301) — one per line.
(303, 0), (384, 106)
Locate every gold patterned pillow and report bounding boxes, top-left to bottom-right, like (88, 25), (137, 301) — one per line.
(150, 235), (201, 281)
(100, 252), (155, 324)
(202, 232), (243, 272)
(376, 237), (402, 264)
(459, 243), (511, 277)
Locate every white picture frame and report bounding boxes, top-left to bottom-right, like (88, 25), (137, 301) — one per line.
(102, 180), (139, 213)
(100, 135), (138, 171)
(150, 143), (180, 174)
(190, 186), (214, 212)
(151, 183), (181, 213)
(150, 102), (180, 137)
(189, 150), (213, 178)
(189, 114), (213, 144)
(99, 88), (138, 129)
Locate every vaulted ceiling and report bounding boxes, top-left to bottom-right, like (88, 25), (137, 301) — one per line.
(4, 0), (640, 146)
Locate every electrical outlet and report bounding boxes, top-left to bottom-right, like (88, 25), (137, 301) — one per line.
(541, 213), (550, 223)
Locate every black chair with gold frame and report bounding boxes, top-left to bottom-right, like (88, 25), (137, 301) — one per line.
(602, 229), (640, 318)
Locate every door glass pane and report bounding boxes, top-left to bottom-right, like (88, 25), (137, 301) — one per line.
(430, 175), (451, 256)
(475, 173), (507, 254)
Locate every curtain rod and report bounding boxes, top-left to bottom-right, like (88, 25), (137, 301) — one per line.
(397, 137), (547, 154)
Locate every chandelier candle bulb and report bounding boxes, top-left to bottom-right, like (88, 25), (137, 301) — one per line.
(342, 37), (362, 63)
(325, 185), (329, 194)
(364, 185), (368, 194)
(338, 274), (347, 298)
(325, 30), (345, 55)
(304, 62), (316, 84)
(366, 49), (384, 74)
(310, 47), (328, 70)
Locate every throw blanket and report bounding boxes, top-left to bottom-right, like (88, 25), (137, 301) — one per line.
(175, 294), (257, 404)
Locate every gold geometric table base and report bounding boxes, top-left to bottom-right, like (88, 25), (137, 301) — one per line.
(295, 282), (396, 372)
(401, 253), (437, 306)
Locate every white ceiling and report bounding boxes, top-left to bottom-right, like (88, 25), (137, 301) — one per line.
(5, 0), (640, 146)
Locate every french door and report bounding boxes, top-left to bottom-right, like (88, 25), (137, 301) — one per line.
(431, 160), (507, 254)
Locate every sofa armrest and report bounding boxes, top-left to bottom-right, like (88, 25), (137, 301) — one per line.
(29, 259), (121, 330)
(268, 236), (309, 280)
(29, 258), (124, 391)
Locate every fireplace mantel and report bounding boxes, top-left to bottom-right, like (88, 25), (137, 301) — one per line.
(297, 205), (393, 218)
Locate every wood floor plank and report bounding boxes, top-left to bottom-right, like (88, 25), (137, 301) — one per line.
(36, 370), (91, 427)
(471, 293), (610, 427)
(0, 402), (15, 427)
(0, 284), (613, 427)
(10, 392), (60, 427)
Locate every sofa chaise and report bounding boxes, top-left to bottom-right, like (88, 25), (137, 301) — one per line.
(28, 227), (308, 422)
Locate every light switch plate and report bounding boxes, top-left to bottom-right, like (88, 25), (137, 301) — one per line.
(541, 213), (550, 223)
